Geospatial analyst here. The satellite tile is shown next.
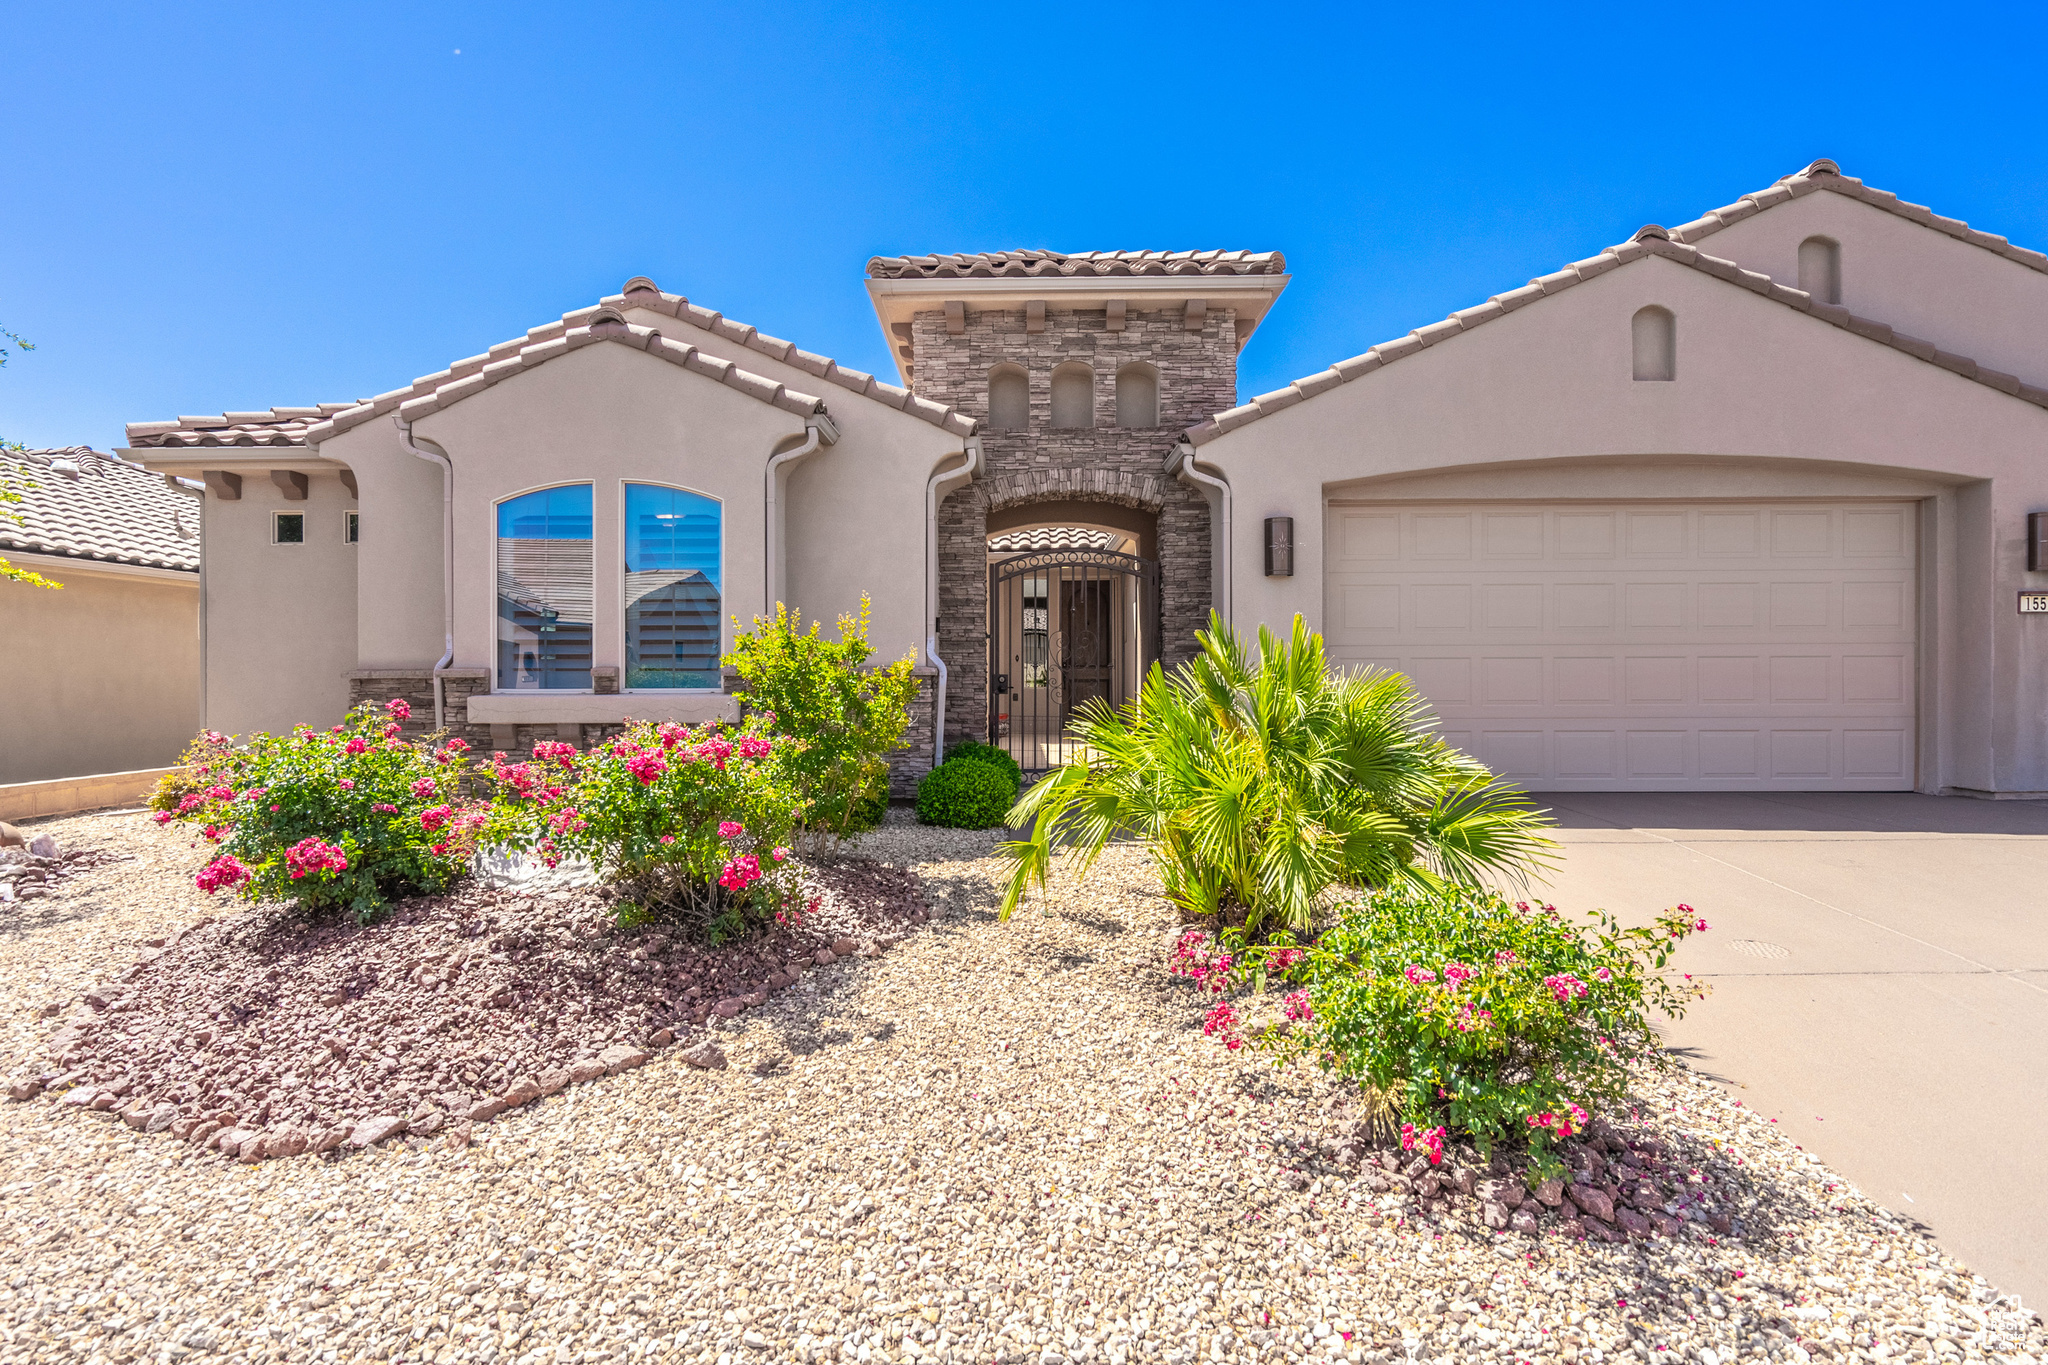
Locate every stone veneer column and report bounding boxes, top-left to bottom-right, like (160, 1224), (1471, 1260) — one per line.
(912, 303), (1237, 744)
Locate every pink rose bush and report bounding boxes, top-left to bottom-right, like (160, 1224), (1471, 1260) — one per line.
(492, 715), (806, 943)
(161, 698), (512, 922)
(1185, 885), (1711, 1174)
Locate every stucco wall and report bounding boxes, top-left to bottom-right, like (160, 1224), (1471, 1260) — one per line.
(410, 341), (813, 687)
(1194, 252), (2048, 794)
(322, 420), (446, 670)
(199, 471), (358, 738)
(0, 566), (200, 783)
(1699, 189), (2048, 390)
(619, 303), (969, 666)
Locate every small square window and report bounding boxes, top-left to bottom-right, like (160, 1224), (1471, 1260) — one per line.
(273, 512), (305, 544)
(345, 511), (360, 544)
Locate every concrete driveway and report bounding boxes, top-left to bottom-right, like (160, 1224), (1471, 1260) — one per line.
(1533, 792), (2048, 1309)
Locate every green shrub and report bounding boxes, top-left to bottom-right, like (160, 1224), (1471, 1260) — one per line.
(492, 717), (807, 943)
(945, 739), (1021, 794)
(164, 700), (515, 923)
(725, 597), (918, 844)
(1191, 887), (1711, 1172)
(1001, 613), (1556, 931)
(916, 759), (1016, 829)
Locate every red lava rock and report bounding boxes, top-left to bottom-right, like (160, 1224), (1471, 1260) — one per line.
(597, 1044), (649, 1075)
(1482, 1200), (1511, 1231)
(1706, 1210), (1733, 1235)
(35, 858), (931, 1156)
(502, 1075), (542, 1107)
(1650, 1211), (1685, 1238)
(1477, 1177), (1523, 1210)
(1533, 1176), (1565, 1207)
(832, 937), (857, 955)
(744, 990), (768, 1008)
(348, 1115), (407, 1148)
(7, 1078), (43, 1101)
(1509, 1204), (1542, 1236)
(1568, 1182), (1615, 1224)
(678, 1040), (727, 1070)
(1615, 1205), (1653, 1238)
(813, 949), (837, 967)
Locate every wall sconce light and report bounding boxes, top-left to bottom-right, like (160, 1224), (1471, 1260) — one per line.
(2030, 513), (2048, 571)
(1265, 517), (1294, 577)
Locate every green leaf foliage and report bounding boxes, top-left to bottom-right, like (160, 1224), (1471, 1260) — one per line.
(157, 701), (516, 923)
(725, 597), (918, 844)
(491, 717), (808, 943)
(944, 739), (1021, 795)
(916, 759), (1016, 829)
(999, 613), (1556, 932)
(1218, 888), (1712, 1173)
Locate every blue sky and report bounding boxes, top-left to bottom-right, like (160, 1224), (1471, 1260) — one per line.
(5, 0), (2046, 451)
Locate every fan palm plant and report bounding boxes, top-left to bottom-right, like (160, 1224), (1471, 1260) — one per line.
(998, 614), (1556, 932)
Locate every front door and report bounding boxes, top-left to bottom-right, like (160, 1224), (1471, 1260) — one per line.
(1060, 578), (1114, 723)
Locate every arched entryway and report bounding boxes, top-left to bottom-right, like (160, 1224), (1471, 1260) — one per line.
(984, 503), (1159, 772)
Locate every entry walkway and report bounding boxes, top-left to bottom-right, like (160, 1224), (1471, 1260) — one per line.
(1535, 792), (2048, 1308)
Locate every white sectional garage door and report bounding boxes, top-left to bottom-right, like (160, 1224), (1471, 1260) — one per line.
(1324, 500), (1919, 790)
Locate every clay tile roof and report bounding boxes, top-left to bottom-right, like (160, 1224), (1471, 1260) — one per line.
(1667, 158), (2048, 274)
(1, 447), (201, 573)
(1183, 232), (2048, 448)
(864, 249), (1288, 280)
(134, 282), (980, 451)
(987, 526), (1122, 553)
(123, 406), (354, 450)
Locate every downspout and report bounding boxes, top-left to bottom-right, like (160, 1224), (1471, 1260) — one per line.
(1169, 441), (1231, 627)
(925, 436), (983, 765)
(395, 417), (455, 732)
(763, 414), (838, 616)
(163, 474), (208, 730)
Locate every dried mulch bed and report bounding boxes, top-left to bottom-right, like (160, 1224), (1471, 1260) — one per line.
(10, 857), (931, 1160)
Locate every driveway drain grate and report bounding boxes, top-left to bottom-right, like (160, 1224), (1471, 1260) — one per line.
(1726, 939), (1790, 960)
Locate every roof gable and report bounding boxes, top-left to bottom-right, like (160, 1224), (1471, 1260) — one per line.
(1185, 229), (2048, 448)
(125, 278), (976, 451)
(1668, 159), (2048, 275)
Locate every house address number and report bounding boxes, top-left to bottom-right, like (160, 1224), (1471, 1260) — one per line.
(2021, 593), (2048, 614)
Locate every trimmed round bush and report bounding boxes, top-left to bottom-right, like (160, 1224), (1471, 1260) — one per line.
(945, 739), (1022, 793)
(916, 758), (1016, 829)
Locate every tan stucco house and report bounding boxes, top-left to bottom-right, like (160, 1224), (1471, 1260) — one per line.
(125, 160), (2048, 796)
(1, 447), (202, 783)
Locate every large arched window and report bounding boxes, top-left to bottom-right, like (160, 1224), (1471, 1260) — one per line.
(1050, 362), (1094, 429)
(1631, 306), (1676, 381)
(496, 484), (594, 691)
(987, 364), (1028, 430)
(1115, 362), (1159, 428)
(1798, 235), (1842, 305)
(624, 483), (723, 689)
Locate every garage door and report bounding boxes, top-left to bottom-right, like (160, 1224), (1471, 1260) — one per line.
(1324, 500), (1918, 791)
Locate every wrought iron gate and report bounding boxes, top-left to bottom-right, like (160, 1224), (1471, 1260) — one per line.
(988, 549), (1159, 774)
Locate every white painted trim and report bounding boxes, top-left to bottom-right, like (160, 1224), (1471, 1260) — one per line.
(0, 549), (198, 585)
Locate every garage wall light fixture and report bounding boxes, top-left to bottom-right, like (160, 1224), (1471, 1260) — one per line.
(2029, 512), (2048, 572)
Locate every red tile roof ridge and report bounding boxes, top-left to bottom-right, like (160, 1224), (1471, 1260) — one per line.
(1666, 158), (2048, 274)
(864, 249), (1287, 280)
(1183, 230), (2048, 448)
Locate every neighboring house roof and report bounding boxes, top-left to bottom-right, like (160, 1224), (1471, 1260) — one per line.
(1, 447), (201, 573)
(866, 250), (1287, 280)
(123, 277), (976, 450)
(1184, 230), (2048, 448)
(1669, 159), (2048, 275)
(987, 527), (1123, 553)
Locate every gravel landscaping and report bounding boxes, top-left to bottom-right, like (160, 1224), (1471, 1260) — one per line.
(1, 808), (2042, 1365)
